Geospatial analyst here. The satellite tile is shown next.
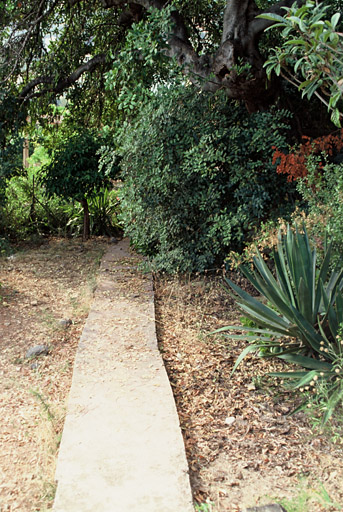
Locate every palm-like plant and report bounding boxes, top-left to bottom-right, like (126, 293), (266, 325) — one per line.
(216, 225), (343, 422)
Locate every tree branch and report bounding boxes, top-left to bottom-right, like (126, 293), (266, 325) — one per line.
(101, 0), (195, 64)
(18, 53), (107, 102)
(6, 0), (309, 115)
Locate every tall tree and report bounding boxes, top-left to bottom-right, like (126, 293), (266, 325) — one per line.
(0, 0), (310, 123)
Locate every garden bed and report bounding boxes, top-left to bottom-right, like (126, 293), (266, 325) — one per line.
(154, 274), (343, 511)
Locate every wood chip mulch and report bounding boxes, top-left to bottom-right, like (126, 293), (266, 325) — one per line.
(154, 274), (343, 512)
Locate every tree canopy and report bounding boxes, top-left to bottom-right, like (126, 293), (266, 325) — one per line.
(2, 0), (334, 133)
(0, 0), (342, 272)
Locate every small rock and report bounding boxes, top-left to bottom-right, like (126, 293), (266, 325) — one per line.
(214, 471), (226, 482)
(30, 362), (39, 370)
(110, 237), (118, 244)
(228, 480), (240, 487)
(59, 318), (72, 328)
(243, 505), (287, 512)
(25, 345), (50, 359)
(225, 416), (236, 426)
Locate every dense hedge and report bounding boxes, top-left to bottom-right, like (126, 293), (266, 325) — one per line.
(117, 86), (297, 273)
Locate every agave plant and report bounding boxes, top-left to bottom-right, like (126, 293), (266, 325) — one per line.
(217, 225), (343, 422)
(89, 188), (121, 236)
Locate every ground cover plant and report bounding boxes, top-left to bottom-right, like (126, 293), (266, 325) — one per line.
(219, 225), (343, 425)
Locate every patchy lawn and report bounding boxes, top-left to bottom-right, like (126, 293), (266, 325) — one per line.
(0, 238), (106, 511)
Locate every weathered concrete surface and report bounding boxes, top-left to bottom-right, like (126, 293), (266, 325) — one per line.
(53, 239), (194, 512)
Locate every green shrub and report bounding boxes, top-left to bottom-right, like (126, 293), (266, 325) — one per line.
(116, 85), (296, 273)
(0, 139), (122, 240)
(226, 207), (326, 269)
(0, 236), (12, 256)
(217, 225), (343, 423)
(0, 165), (69, 239)
(297, 159), (343, 259)
(62, 188), (122, 237)
(40, 129), (120, 240)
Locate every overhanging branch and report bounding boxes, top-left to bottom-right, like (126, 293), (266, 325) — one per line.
(18, 53), (107, 102)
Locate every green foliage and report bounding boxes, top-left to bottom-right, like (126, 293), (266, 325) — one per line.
(217, 225), (343, 422)
(195, 501), (215, 512)
(260, 1), (343, 126)
(89, 188), (121, 236)
(105, 5), (178, 115)
(0, 153), (69, 239)
(0, 117), (122, 240)
(63, 188), (122, 238)
(267, 477), (342, 511)
(0, 88), (27, 147)
(0, 88), (28, 203)
(115, 84), (295, 273)
(0, 236), (12, 256)
(41, 130), (119, 202)
(297, 160), (343, 258)
(0, 134), (23, 203)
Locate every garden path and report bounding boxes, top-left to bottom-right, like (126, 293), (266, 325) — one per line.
(52, 239), (194, 512)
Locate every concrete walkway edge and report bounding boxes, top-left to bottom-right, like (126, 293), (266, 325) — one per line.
(53, 239), (194, 512)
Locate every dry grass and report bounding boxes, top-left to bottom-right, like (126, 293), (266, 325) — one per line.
(0, 237), (106, 511)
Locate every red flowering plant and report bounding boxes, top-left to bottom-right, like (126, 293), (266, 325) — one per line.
(272, 128), (343, 182)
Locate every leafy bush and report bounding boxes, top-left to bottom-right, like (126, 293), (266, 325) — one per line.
(41, 129), (120, 240)
(0, 236), (12, 256)
(218, 225), (343, 423)
(116, 85), (296, 273)
(226, 207), (326, 270)
(89, 188), (122, 237)
(0, 137), (122, 240)
(62, 188), (122, 237)
(297, 159), (343, 259)
(0, 161), (70, 239)
(260, 0), (343, 126)
(41, 130), (117, 202)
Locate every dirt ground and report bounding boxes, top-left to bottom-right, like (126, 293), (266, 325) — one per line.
(1, 238), (343, 512)
(0, 238), (106, 511)
(154, 275), (343, 512)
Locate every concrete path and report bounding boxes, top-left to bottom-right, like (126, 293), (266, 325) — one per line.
(53, 239), (194, 512)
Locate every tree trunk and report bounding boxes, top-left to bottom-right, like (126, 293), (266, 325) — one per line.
(82, 197), (90, 241)
(15, 0), (304, 113)
(28, 174), (37, 225)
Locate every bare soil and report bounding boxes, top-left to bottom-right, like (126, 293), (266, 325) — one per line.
(1, 240), (343, 512)
(0, 238), (106, 511)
